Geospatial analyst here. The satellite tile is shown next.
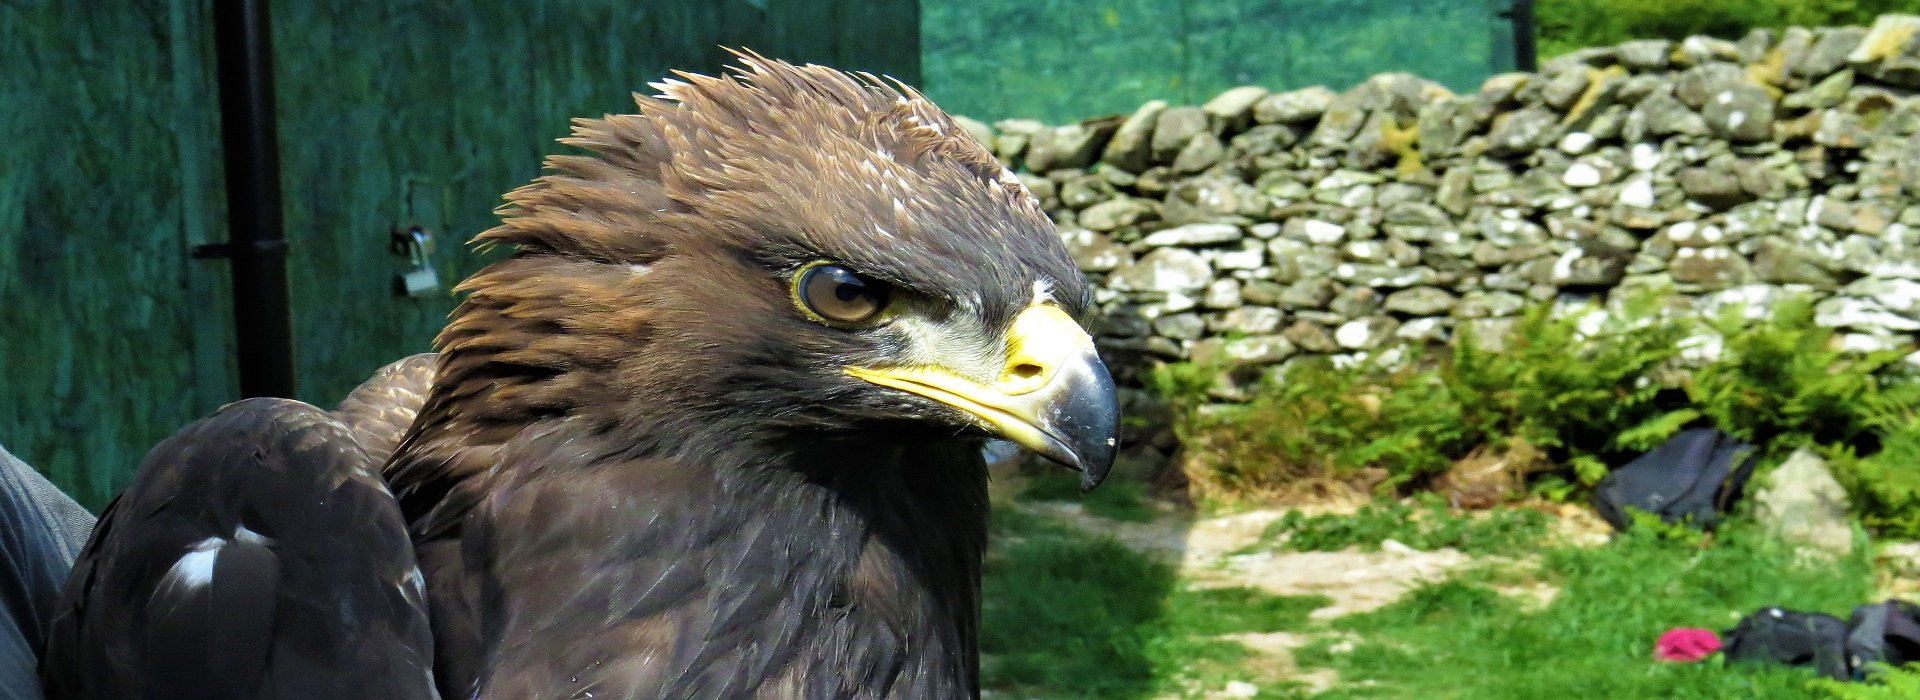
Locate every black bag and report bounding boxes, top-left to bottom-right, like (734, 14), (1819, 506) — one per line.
(1593, 428), (1759, 532)
(1846, 599), (1920, 675)
(1724, 607), (1855, 680)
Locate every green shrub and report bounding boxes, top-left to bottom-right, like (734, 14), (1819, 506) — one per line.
(1157, 291), (1920, 534)
(1155, 355), (1470, 499)
(1446, 296), (1689, 485)
(1535, 0), (1909, 59)
(1820, 662), (1920, 699)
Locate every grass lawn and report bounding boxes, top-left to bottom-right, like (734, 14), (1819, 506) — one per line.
(984, 481), (1890, 699)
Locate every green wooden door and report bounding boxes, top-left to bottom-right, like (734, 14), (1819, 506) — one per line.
(1, 0), (919, 510)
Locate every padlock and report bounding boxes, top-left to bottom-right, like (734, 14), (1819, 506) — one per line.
(398, 266), (441, 297)
(393, 226), (441, 297)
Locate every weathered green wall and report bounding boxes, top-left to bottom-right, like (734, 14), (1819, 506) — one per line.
(922, 0), (1517, 123)
(1, 0), (919, 509)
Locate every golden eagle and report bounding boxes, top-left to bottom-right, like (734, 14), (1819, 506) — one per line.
(40, 55), (1118, 699)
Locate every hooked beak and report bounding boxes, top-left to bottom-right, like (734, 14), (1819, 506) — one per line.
(846, 304), (1120, 490)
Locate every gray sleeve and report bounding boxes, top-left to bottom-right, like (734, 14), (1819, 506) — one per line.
(0, 445), (96, 700)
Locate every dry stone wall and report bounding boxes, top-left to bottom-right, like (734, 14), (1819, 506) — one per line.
(959, 16), (1920, 479)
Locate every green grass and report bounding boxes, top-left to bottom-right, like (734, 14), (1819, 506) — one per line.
(986, 490), (1899, 698)
(1296, 522), (1877, 698)
(981, 506), (1329, 698)
(1018, 469), (1161, 523)
(1259, 497), (1552, 557)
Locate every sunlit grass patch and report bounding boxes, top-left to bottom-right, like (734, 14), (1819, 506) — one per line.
(981, 508), (1327, 699)
(1018, 469), (1160, 523)
(1297, 523), (1876, 699)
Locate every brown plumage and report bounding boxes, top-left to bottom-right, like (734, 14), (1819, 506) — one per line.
(43, 54), (1117, 700)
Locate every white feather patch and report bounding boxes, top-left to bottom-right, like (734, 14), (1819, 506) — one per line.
(160, 537), (226, 592)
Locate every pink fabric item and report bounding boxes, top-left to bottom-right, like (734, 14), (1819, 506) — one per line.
(1654, 627), (1723, 662)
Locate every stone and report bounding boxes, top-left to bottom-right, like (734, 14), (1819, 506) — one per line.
(1278, 278), (1336, 309)
(1213, 306), (1285, 334)
(1217, 335), (1297, 365)
(1151, 106), (1210, 164)
(1487, 108), (1560, 157)
(1110, 247), (1213, 293)
(1559, 131), (1597, 155)
(1701, 84), (1774, 143)
(1618, 39), (1672, 70)
(992, 118), (1044, 162)
(1783, 69), (1854, 110)
(1851, 15), (1920, 87)
(1540, 65), (1592, 109)
(1202, 278), (1243, 309)
(1669, 247), (1753, 290)
(1163, 176), (1265, 225)
(1059, 228), (1132, 272)
(1550, 248), (1628, 286)
(1562, 162), (1605, 188)
(1629, 91), (1708, 139)
(1395, 317), (1450, 342)
(1170, 132), (1226, 175)
(1844, 277), (1920, 315)
(1103, 100), (1168, 172)
(1152, 312), (1207, 340)
(1754, 448), (1854, 556)
(1675, 35), (1740, 65)
(1752, 238), (1838, 287)
(1677, 167), (1752, 210)
(1241, 280), (1286, 306)
(1436, 167), (1473, 216)
(1019, 173), (1059, 210)
(1058, 174), (1115, 210)
(1203, 86), (1270, 130)
(1142, 223), (1242, 247)
(1211, 243), (1266, 271)
(1283, 320), (1340, 353)
(1309, 93), (1368, 149)
(1461, 317), (1520, 350)
(1329, 286), (1383, 318)
(1662, 221), (1732, 248)
(1283, 218), (1349, 245)
(1799, 27), (1866, 79)
(1333, 263), (1437, 288)
(1618, 174), (1658, 209)
(1675, 63), (1747, 109)
(1383, 287), (1458, 315)
(1455, 290), (1526, 318)
(1254, 85), (1337, 124)
(1079, 197), (1158, 232)
(1417, 97), (1477, 157)
(1094, 304), (1151, 337)
(1026, 119), (1118, 172)
(1816, 297), (1920, 331)
(1266, 239), (1339, 284)
(1335, 316), (1400, 349)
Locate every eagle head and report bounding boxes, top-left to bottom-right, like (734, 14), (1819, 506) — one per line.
(433, 53), (1118, 487)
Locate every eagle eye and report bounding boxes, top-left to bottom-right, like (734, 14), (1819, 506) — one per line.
(793, 262), (890, 326)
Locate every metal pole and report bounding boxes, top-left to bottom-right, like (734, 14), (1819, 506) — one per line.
(210, 0), (297, 398)
(1509, 0), (1538, 73)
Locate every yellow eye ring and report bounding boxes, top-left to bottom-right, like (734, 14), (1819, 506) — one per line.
(791, 261), (892, 327)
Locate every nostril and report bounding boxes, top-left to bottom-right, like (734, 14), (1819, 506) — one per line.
(1010, 363), (1045, 380)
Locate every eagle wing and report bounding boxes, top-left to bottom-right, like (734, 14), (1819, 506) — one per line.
(41, 375), (437, 698)
(333, 353), (437, 465)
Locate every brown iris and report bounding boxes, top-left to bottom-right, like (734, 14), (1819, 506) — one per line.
(794, 263), (890, 325)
